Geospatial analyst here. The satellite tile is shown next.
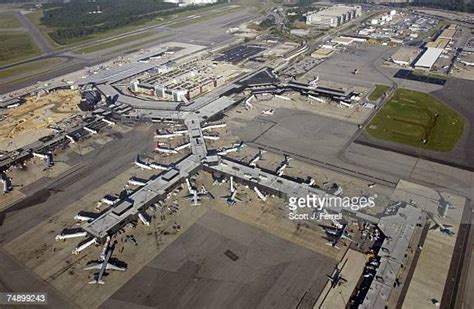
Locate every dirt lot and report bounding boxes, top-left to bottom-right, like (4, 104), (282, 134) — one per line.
(0, 89), (81, 151)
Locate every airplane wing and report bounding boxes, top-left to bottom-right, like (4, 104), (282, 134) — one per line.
(429, 222), (441, 230)
(87, 246), (114, 284)
(106, 263), (126, 271)
(430, 214), (446, 230)
(84, 263), (103, 271)
(326, 239), (340, 249)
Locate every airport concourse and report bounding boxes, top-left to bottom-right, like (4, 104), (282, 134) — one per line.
(0, 1), (473, 308)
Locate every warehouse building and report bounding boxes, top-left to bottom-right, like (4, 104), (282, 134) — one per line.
(414, 48), (443, 70)
(306, 5), (362, 28)
(391, 47), (420, 66)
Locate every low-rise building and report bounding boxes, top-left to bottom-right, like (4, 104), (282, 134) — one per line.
(414, 47), (444, 70)
(306, 5), (361, 28)
(391, 47), (420, 66)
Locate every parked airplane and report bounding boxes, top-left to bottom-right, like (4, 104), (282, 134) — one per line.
(134, 155), (152, 170)
(128, 178), (147, 187)
(217, 141), (245, 155)
(324, 224), (356, 248)
(254, 186), (267, 202)
(245, 95), (254, 110)
(221, 176), (242, 206)
(155, 145), (178, 154)
(327, 259), (348, 288)
(183, 179), (214, 206)
(430, 214), (455, 236)
(85, 245), (126, 285)
(33, 151), (54, 168)
(261, 109), (274, 115)
(309, 75), (319, 87)
(276, 155), (292, 176)
(149, 162), (169, 171)
(249, 150), (266, 167)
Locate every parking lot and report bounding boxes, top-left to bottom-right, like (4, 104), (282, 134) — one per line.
(215, 45), (266, 64)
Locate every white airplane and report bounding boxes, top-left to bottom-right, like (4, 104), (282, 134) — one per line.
(249, 149), (266, 167)
(221, 176), (242, 206)
(308, 95), (326, 103)
(154, 129), (187, 139)
(128, 178), (147, 187)
(275, 94), (291, 101)
(149, 162), (169, 171)
(339, 101), (353, 108)
(201, 123), (226, 131)
(217, 141), (245, 155)
(430, 214), (455, 236)
(233, 141), (245, 151)
(101, 196), (118, 206)
(276, 155), (292, 176)
(323, 224), (356, 249)
(203, 134), (220, 141)
(65, 134), (76, 144)
(74, 211), (97, 222)
(83, 126), (98, 134)
(175, 142), (191, 152)
(155, 145), (178, 154)
(55, 231), (88, 241)
(85, 245), (126, 284)
(261, 109), (274, 115)
(72, 238), (98, 255)
(183, 178), (214, 206)
(134, 155), (152, 170)
(33, 151), (54, 168)
(138, 212), (150, 226)
(254, 186), (267, 202)
(245, 95), (254, 110)
(101, 118), (115, 126)
(309, 75), (320, 87)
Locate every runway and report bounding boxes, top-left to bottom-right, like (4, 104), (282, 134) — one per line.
(15, 11), (55, 55)
(0, 6), (256, 96)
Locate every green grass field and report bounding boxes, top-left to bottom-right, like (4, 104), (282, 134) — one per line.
(0, 14), (21, 28)
(0, 58), (61, 80)
(368, 84), (390, 101)
(0, 32), (41, 66)
(366, 88), (465, 152)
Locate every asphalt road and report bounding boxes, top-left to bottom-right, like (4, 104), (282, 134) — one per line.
(15, 11), (55, 55)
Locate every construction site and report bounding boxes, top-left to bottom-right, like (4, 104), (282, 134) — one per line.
(0, 90), (81, 152)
